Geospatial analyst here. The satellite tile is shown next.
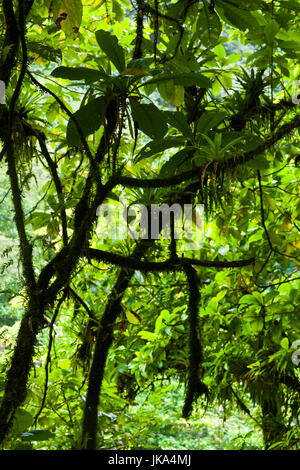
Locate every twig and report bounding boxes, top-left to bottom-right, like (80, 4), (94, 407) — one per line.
(33, 291), (67, 427)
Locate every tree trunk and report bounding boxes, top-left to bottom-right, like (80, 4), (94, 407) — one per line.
(261, 399), (285, 449)
(80, 242), (148, 450)
(0, 297), (43, 445)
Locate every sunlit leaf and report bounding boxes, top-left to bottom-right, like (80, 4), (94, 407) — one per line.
(52, 0), (83, 38)
(126, 310), (141, 325)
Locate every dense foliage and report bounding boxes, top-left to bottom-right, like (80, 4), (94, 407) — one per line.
(0, 0), (299, 451)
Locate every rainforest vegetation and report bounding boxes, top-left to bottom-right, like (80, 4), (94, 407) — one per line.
(0, 0), (299, 451)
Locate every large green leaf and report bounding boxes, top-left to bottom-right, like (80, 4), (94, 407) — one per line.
(239, 294), (259, 305)
(95, 29), (126, 73)
(264, 19), (280, 44)
(51, 66), (107, 82)
(164, 111), (194, 142)
(52, 0), (83, 38)
(159, 149), (194, 178)
(112, 0), (124, 21)
(21, 429), (55, 441)
(278, 0), (300, 11)
(196, 4), (222, 47)
(136, 136), (186, 161)
(217, 1), (260, 31)
(197, 111), (227, 134)
(221, 132), (263, 152)
(25, 211), (51, 230)
(278, 40), (300, 51)
(11, 409), (33, 435)
(130, 101), (168, 140)
(67, 96), (107, 146)
(158, 81), (185, 106)
(219, 0), (262, 9)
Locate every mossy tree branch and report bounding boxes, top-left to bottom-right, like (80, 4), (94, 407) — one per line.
(87, 247), (254, 271)
(104, 115), (300, 190)
(0, 0), (40, 444)
(182, 264), (208, 418)
(80, 241), (149, 450)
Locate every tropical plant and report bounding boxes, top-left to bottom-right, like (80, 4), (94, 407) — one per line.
(0, 0), (299, 451)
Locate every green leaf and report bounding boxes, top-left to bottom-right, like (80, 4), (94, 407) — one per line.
(11, 409), (33, 435)
(143, 72), (212, 89)
(216, 289), (227, 301)
(136, 136), (186, 161)
(130, 101), (168, 140)
(127, 58), (154, 70)
(278, 40), (300, 51)
(21, 429), (55, 441)
(155, 315), (163, 334)
(164, 111), (194, 142)
(158, 82), (185, 106)
(231, 132), (263, 152)
(250, 317), (264, 333)
(214, 44), (226, 59)
(25, 212), (51, 230)
(160, 309), (170, 319)
(28, 41), (62, 62)
(239, 294), (258, 305)
(247, 361), (260, 369)
(59, 358), (71, 370)
(280, 337), (289, 350)
(264, 20), (280, 43)
(196, 4), (222, 47)
(12, 442), (33, 450)
(218, 1), (259, 31)
(105, 191), (120, 202)
(246, 156), (270, 170)
(52, 0), (83, 39)
(51, 66), (107, 82)
(67, 96), (107, 146)
(138, 331), (156, 342)
(95, 29), (125, 72)
(159, 149), (194, 177)
(112, 0), (124, 21)
(47, 218), (60, 239)
(252, 291), (264, 305)
(197, 111), (227, 134)
(277, 1), (300, 12)
(223, 0), (262, 9)
(9, 293), (26, 307)
(272, 322), (282, 344)
(126, 310), (141, 325)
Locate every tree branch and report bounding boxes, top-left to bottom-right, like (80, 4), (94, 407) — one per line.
(182, 264), (207, 418)
(80, 241), (149, 449)
(87, 247), (254, 271)
(106, 115), (300, 189)
(36, 131), (68, 246)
